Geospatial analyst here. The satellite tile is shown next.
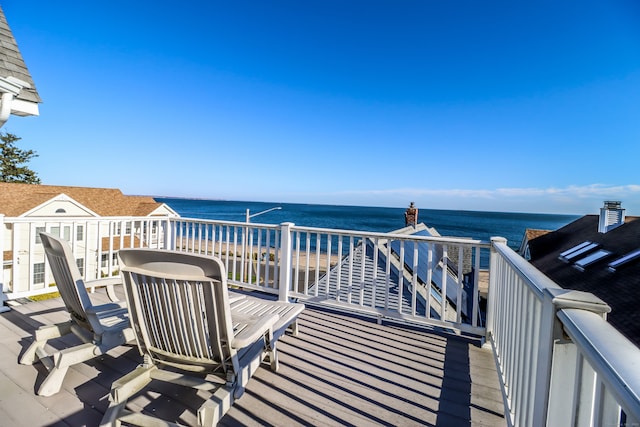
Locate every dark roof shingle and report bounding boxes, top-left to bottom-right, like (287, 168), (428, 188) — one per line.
(529, 215), (640, 347)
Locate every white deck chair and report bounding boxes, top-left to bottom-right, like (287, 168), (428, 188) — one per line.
(101, 249), (304, 426)
(20, 232), (134, 396)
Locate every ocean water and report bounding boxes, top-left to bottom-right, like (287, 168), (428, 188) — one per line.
(155, 198), (579, 251)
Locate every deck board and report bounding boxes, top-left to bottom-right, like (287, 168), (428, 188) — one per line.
(0, 289), (505, 426)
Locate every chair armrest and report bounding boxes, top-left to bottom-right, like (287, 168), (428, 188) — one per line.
(231, 313), (278, 349)
(86, 302), (128, 316)
(85, 277), (122, 302)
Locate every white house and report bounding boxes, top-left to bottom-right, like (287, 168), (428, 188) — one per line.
(1, 183), (178, 295)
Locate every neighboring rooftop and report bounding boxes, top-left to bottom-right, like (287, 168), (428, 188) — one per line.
(528, 214), (640, 347)
(0, 6), (41, 104)
(524, 228), (550, 242)
(0, 182), (173, 217)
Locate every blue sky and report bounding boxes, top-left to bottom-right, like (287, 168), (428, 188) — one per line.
(4, 1), (640, 214)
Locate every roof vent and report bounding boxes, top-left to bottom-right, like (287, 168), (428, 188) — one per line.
(598, 201), (625, 233)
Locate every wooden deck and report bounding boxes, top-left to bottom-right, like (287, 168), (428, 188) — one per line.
(0, 289), (505, 426)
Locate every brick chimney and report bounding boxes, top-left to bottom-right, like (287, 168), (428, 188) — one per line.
(598, 201), (625, 233)
(404, 202), (418, 227)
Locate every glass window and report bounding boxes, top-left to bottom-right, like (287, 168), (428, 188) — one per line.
(76, 258), (84, 276)
(559, 242), (599, 262)
(608, 249), (640, 272)
(575, 250), (611, 269)
(33, 262), (45, 284)
(50, 226), (71, 241)
(35, 226), (45, 244)
(76, 225), (84, 241)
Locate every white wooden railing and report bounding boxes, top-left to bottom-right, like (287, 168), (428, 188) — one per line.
(165, 218), (492, 334)
(487, 237), (640, 427)
(0, 215), (171, 297)
(2, 214), (639, 425)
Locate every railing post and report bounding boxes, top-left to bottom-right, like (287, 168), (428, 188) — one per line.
(486, 237), (506, 338)
(544, 288), (611, 427)
(278, 222), (294, 302)
(0, 214), (8, 312)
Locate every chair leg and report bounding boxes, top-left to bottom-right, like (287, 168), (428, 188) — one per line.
(20, 321), (72, 365)
(100, 365), (156, 426)
(269, 342), (279, 372)
(37, 365), (70, 397)
(290, 320), (299, 337)
(36, 342), (99, 396)
(199, 384), (234, 427)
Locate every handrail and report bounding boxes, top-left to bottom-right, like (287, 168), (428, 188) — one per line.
(292, 223), (490, 247)
(556, 308), (640, 423)
(488, 237), (639, 427)
(490, 236), (562, 299)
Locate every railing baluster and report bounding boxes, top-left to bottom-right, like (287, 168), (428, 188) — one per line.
(263, 229), (270, 287)
(384, 242), (391, 311)
(335, 235), (343, 302)
(371, 238), (379, 309)
(256, 229), (263, 286)
(325, 235), (332, 297)
(426, 242), (432, 319)
(347, 236), (354, 305)
(359, 237), (366, 306)
(314, 233), (321, 296)
(397, 240), (404, 314)
(304, 232), (311, 295)
(293, 231), (301, 293)
(472, 246), (480, 327)
(441, 244), (448, 321)
(456, 245), (463, 323)
(411, 241), (418, 316)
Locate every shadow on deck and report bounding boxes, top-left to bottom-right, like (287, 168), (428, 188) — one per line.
(0, 289), (505, 426)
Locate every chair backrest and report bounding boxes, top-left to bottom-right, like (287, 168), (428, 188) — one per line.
(40, 232), (93, 330)
(118, 249), (236, 373)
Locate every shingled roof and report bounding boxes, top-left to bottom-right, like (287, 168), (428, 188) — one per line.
(0, 6), (41, 104)
(528, 215), (640, 347)
(0, 183), (169, 217)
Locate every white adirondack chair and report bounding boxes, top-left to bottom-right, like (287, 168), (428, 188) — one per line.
(20, 232), (134, 396)
(102, 249), (304, 426)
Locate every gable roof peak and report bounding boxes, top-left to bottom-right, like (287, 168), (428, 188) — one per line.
(0, 183), (171, 217)
(0, 6), (41, 104)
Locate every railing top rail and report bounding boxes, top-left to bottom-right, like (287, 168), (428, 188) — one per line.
(169, 217), (492, 246)
(170, 217), (281, 230)
(290, 224), (492, 247)
(492, 237), (562, 299)
(5, 215), (492, 248)
(557, 308), (640, 421)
